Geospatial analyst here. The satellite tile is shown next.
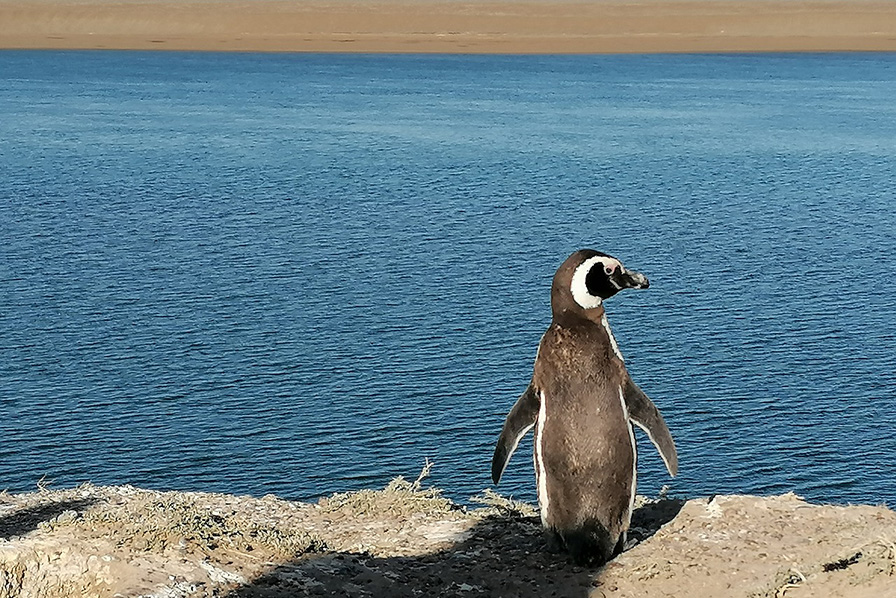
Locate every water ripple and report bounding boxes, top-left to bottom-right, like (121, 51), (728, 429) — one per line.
(1, 52), (895, 506)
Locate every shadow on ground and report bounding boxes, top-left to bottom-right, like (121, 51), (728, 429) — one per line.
(0, 498), (100, 540)
(226, 498), (684, 598)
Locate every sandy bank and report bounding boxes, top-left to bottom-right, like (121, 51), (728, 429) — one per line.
(1, 479), (894, 597)
(1, 0), (896, 53)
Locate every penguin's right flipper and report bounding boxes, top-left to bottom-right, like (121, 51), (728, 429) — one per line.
(491, 384), (540, 484)
(623, 377), (678, 476)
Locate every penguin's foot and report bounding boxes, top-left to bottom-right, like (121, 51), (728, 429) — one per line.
(543, 530), (565, 554)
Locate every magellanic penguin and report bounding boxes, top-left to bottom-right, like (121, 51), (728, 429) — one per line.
(491, 249), (678, 566)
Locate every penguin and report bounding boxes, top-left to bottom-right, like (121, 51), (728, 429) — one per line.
(491, 249), (678, 566)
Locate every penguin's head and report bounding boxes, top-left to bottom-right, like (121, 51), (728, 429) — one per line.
(551, 249), (649, 320)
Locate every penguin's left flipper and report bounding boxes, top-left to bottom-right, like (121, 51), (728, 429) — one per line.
(491, 384), (540, 484)
(623, 377), (678, 476)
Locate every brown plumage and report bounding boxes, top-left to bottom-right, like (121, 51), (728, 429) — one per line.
(492, 249), (677, 566)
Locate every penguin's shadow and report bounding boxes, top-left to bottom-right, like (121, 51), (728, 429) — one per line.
(225, 498), (684, 598)
(0, 498), (100, 540)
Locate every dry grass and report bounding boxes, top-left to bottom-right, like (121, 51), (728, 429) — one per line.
(316, 461), (460, 520)
(21, 484), (325, 558)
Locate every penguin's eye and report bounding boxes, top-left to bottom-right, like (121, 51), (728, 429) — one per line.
(604, 265), (615, 275)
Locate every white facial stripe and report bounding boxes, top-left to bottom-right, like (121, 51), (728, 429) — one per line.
(534, 390), (550, 525)
(601, 313), (624, 362)
(618, 386), (638, 528)
(570, 256), (605, 309)
(570, 255), (624, 309)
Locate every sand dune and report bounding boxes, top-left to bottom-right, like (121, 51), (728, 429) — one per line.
(1, 0), (895, 53)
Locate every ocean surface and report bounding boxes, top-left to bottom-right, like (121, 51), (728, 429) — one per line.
(1, 51), (895, 508)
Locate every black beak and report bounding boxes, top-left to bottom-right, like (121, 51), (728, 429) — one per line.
(614, 268), (650, 290)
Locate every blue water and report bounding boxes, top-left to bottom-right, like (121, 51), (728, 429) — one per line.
(1, 51), (895, 507)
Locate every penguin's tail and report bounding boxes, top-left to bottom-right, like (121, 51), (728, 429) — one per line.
(559, 522), (623, 567)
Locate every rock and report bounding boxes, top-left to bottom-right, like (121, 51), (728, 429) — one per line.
(0, 484), (894, 598)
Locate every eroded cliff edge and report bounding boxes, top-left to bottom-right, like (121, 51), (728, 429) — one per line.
(1, 479), (894, 597)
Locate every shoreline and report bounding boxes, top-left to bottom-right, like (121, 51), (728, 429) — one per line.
(1, 1), (896, 54)
(2, 482), (895, 597)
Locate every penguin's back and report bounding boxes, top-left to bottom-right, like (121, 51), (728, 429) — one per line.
(533, 323), (636, 561)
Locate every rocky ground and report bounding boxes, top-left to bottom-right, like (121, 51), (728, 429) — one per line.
(1, 474), (894, 598)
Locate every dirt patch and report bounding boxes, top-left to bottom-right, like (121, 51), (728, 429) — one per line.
(0, 480), (894, 597)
